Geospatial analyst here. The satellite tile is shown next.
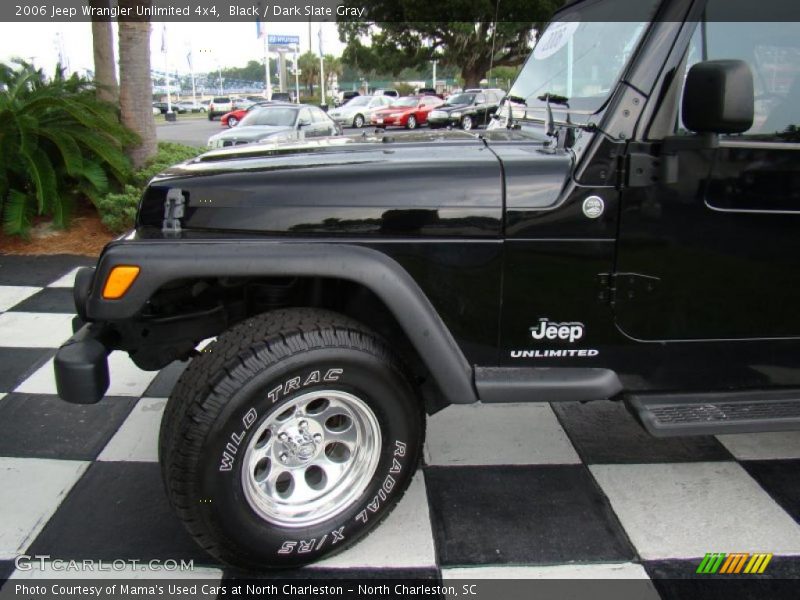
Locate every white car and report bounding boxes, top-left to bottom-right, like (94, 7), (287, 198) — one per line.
(207, 97), (233, 120)
(327, 95), (394, 128)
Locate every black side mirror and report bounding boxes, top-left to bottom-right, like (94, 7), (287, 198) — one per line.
(298, 118), (311, 127)
(682, 59), (754, 134)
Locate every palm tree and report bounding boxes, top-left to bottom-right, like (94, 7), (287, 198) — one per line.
(298, 51), (320, 95)
(89, 0), (118, 103)
(323, 55), (342, 92)
(118, 0), (156, 169)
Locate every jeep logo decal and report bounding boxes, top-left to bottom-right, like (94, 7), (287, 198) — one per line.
(530, 318), (584, 343)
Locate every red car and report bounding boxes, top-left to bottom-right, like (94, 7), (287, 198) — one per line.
(370, 95), (444, 129)
(220, 102), (271, 128)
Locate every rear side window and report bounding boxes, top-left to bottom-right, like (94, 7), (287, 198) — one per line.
(213, 97), (230, 103)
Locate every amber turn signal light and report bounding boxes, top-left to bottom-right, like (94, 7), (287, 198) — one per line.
(102, 266), (140, 299)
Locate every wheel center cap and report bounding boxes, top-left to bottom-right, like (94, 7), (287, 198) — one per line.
(279, 425), (318, 465)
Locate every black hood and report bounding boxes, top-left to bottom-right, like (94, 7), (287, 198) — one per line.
(138, 128), (560, 239)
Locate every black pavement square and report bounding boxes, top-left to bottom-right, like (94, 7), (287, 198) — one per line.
(741, 459), (800, 524)
(8, 288), (76, 314)
(645, 557), (800, 600)
(28, 462), (219, 564)
(0, 560), (13, 584)
(424, 465), (635, 566)
(0, 347), (53, 392)
(144, 360), (188, 398)
(553, 400), (733, 464)
(0, 394), (136, 461)
(0, 255), (93, 286)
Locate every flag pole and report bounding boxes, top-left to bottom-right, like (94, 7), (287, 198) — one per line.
(264, 26), (272, 100)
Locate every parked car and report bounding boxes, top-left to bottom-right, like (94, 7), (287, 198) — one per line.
(271, 92), (293, 103)
(370, 95), (445, 129)
(176, 101), (206, 113)
(207, 97), (233, 120)
(151, 106), (160, 116)
(152, 102), (186, 115)
(427, 89), (504, 130)
(417, 87), (443, 98)
(207, 104), (340, 148)
(373, 88), (399, 98)
(327, 95), (394, 128)
(335, 90), (360, 107)
(221, 102), (268, 128)
(56, 0), (800, 572)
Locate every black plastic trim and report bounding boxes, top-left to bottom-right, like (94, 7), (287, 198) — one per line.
(86, 240), (478, 406)
(474, 367), (623, 403)
(54, 323), (112, 404)
(628, 389), (800, 436)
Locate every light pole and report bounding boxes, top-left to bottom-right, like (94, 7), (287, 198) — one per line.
(432, 59), (437, 92)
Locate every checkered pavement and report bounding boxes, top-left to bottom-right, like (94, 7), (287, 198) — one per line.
(1, 254), (799, 597)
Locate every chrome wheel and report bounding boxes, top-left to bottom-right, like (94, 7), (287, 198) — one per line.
(461, 115), (473, 130)
(354, 114), (365, 128)
(228, 116), (238, 127)
(241, 390), (381, 528)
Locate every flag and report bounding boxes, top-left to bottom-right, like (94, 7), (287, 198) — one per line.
(186, 50), (193, 70)
(256, 19), (264, 39)
(318, 26), (323, 55)
(160, 24), (167, 54)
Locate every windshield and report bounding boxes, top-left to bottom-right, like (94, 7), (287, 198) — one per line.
(391, 97), (420, 108)
(239, 107), (297, 127)
(507, 0), (658, 114)
(448, 93), (475, 105)
(345, 96), (371, 107)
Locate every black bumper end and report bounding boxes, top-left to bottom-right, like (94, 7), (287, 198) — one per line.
(54, 323), (111, 404)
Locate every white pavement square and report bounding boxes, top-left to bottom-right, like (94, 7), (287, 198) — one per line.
(590, 462), (800, 560)
(98, 398), (167, 462)
(717, 431), (800, 461)
(0, 457), (88, 559)
(312, 474), (436, 569)
(0, 286), (40, 312)
(47, 268), (82, 289)
(424, 403), (580, 466)
(0, 312), (74, 347)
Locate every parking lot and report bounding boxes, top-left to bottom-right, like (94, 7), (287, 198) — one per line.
(155, 113), (447, 147)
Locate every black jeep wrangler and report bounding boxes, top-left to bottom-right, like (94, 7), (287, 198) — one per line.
(55, 0), (800, 569)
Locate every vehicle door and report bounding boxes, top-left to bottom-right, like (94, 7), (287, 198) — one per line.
(310, 107), (336, 136)
(472, 93), (487, 121)
(296, 107), (314, 138)
(418, 97), (438, 123)
(615, 2), (800, 386)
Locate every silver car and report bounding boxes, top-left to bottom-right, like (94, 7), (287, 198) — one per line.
(327, 95), (393, 128)
(207, 104), (340, 149)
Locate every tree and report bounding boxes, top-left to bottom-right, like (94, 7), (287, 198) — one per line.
(118, 0), (156, 169)
(89, 0), (118, 103)
(0, 61), (134, 235)
(338, 0), (563, 89)
(323, 55), (343, 91)
(298, 51), (320, 94)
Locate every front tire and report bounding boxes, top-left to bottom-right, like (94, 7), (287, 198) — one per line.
(461, 115), (474, 131)
(228, 116), (239, 127)
(353, 114), (365, 128)
(406, 115), (417, 130)
(159, 308), (424, 569)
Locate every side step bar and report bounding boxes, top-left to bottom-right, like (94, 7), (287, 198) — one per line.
(627, 390), (800, 437)
(475, 367), (622, 403)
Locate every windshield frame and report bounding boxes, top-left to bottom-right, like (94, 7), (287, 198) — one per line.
(504, 0), (658, 122)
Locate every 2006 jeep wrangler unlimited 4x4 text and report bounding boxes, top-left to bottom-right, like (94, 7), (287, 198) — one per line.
(54, 0), (800, 568)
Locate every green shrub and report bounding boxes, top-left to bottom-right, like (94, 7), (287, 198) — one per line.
(96, 142), (203, 233)
(0, 60), (137, 237)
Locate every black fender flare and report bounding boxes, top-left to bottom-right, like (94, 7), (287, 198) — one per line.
(88, 240), (478, 406)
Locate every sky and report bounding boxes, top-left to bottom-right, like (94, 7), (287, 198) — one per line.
(0, 21), (345, 76)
